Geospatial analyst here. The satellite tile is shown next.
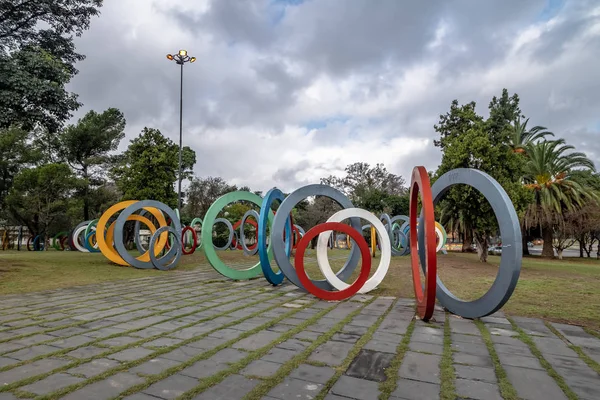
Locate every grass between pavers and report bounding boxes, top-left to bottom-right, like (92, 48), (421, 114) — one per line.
(0, 280), (231, 343)
(378, 318), (415, 400)
(118, 299), (327, 399)
(507, 318), (578, 400)
(33, 291), (308, 400)
(474, 321), (519, 400)
(4, 249), (600, 331)
(0, 281), (244, 358)
(584, 327), (600, 340)
(313, 299), (398, 400)
(242, 297), (379, 400)
(0, 275), (220, 329)
(439, 313), (456, 400)
(0, 289), (292, 394)
(543, 321), (600, 376)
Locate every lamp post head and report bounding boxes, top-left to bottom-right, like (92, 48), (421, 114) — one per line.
(166, 54), (174, 60)
(179, 49), (188, 56)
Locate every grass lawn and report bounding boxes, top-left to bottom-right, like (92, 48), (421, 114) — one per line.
(1, 248), (599, 332)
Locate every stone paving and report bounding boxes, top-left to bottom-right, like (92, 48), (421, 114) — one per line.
(0, 269), (598, 399)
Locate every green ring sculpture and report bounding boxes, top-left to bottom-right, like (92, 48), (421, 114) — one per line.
(201, 191), (274, 280)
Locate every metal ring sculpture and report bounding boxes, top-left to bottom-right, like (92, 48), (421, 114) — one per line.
(422, 168), (522, 318)
(258, 188), (292, 285)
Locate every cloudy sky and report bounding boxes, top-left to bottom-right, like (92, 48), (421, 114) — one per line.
(68, 0), (600, 193)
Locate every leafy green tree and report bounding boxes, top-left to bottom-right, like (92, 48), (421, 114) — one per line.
(0, 0), (103, 133)
(523, 139), (597, 257)
(433, 90), (531, 262)
(183, 176), (237, 219)
(58, 108), (126, 220)
(111, 128), (196, 209)
(509, 117), (554, 154)
(6, 163), (76, 237)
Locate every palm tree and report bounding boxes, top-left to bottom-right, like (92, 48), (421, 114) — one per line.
(523, 139), (597, 257)
(509, 117), (554, 153)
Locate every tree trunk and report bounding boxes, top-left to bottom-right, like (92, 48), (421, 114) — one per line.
(557, 249), (563, 260)
(83, 166), (90, 221)
(474, 235), (488, 263)
(541, 226), (554, 257)
(462, 229), (473, 252)
(579, 237), (584, 258)
(522, 231), (530, 256)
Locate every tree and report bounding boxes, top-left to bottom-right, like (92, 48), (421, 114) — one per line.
(0, 0), (104, 133)
(59, 108), (125, 219)
(523, 139), (597, 257)
(321, 162), (407, 214)
(5, 163), (76, 238)
(111, 128), (196, 209)
(433, 90), (531, 262)
(509, 116), (554, 153)
(183, 176), (237, 219)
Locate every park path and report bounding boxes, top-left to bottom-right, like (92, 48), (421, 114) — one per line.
(0, 267), (598, 399)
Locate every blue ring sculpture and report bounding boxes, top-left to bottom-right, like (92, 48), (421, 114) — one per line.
(258, 188), (292, 285)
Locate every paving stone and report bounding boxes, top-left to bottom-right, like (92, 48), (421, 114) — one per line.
(83, 327), (127, 338)
(268, 377), (324, 400)
(372, 331), (403, 344)
(267, 323), (295, 333)
(454, 365), (497, 383)
(453, 353), (494, 367)
(263, 347), (298, 364)
(144, 373), (199, 399)
(48, 334), (95, 349)
(181, 359), (228, 379)
(108, 347), (155, 362)
(391, 378), (440, 400)
(0, 342), (22, 354)
(144, 337), (183, 348)
(130, 357), (181, 376)
(211, 348), (248, 364)
(505, 366), (568, 400)
(67, 358), (121, 378)
(342, 324), (370, 336)
(123, 394), (160, 400)
(0, 357), (19, 368)
(309, 341), (354, 366)
(409, 341), (444, 355)
(398, 351), (441, 384)
(241, 359), (282, 377)
(0, 393), (18, 399)
(512, 317), (553, 336)
(98, 336), (141, 347)
(488, 327), (518, 337)
(480, 316), (511, 325)
(4, 344), (60, 361)
(209, 328), (244, 340)
(449, 319), (480, 335)
(331, 332), (361, 343)
(276, 338), (309, 352)
(294, 330), (322, 341)
(532, 337), (578, 357)
(232, 330), (281, 350)
(451, 332), (485, 345)
(62, 372), (145, 400)
(330, 375), (380, 400)
(290, 364), (335, 384)
(450, 342), (489, 356)
(497, 352), (543, 370)
(346, 349), (395, 382)
(161, 345), (206, 362)
(20, 373), (84, 395)
(192, 374), (258, 399)
(186, 336), (229, 350)
(13, 333), (57, 346)
(66, 345), (106, 359)
(455, 378), (502, 400)
(363, 338), (397, 354)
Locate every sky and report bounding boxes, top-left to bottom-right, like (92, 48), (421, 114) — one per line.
(67, 0), (600, 193)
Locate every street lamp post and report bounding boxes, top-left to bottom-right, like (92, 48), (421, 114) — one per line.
(166, 50), (196, 212)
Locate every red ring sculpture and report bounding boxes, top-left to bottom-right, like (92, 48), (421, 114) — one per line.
(181, 226), (198, 255)
(410, 166), (437, 321)
(295, 221), (372, 301)
(232, 218), (258, 250)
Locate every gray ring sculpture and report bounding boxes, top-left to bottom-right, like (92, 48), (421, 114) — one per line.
(421, 168), (522, 318)
(113, 200), (181, 270)
(230, 231), (239, 250)
(240, 210), (260, 256)
(271, 184), (361, 291)
(391, 215), (410, 256)
(380, 213), (403, 256)
(133, 210), (151, 254)
(149, 226), (181, 271)
(213, 218), (234, 251)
